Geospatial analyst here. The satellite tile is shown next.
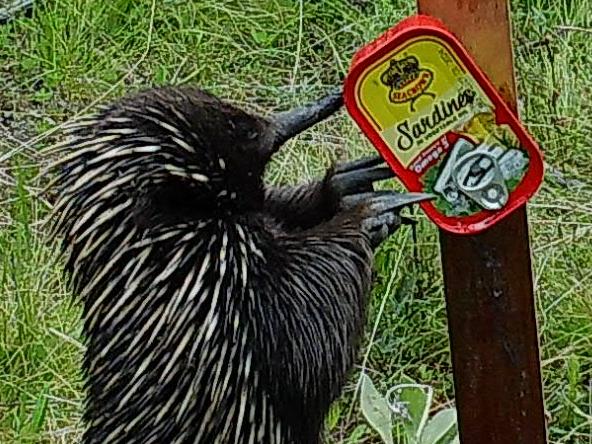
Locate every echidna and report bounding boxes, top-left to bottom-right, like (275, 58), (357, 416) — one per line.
(49, 86), (429, 444)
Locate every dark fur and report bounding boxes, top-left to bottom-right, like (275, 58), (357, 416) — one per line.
(51, 87), (397, 443)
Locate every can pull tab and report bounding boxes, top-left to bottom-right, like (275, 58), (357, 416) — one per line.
(452, 151), (509, 211)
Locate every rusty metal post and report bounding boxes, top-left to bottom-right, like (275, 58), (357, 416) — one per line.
(415, 1), (548, 443)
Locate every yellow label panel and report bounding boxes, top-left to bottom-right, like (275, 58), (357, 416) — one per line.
(355, 37), (494, 167)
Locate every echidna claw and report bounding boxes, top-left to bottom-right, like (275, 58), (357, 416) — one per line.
(342, 191), (434, 210)
(329, 155), (396, 196)
(343, 191), (433, 248)
(330, 165), (394, 196)
(333, 155), (386, 174)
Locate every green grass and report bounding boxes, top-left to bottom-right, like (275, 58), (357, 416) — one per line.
(1, 0), (591, 442)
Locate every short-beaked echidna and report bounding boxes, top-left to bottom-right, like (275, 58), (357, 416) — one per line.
(49, 86), (429, 444)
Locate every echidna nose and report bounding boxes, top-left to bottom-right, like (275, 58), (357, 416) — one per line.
(272, 91), (343, 147)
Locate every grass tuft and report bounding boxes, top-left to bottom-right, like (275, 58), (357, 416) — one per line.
(0, 0), (591, 442)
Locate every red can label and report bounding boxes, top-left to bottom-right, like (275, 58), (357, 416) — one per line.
(344, 15), (544, 234)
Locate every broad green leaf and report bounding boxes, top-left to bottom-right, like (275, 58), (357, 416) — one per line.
(421, 408), (457, 444)
(251, 30), (270, 44)
(387, 383), (433, 443)
(359, 373), (393, 444)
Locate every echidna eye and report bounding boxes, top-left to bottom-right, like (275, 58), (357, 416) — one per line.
(247, 131), (258, 140)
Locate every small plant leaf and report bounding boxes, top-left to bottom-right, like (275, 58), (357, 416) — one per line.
(359, 373), (394, 444)
(251, 30), (269, 44)
(421, 408), (457, 444)
(387, 383), (433, 443)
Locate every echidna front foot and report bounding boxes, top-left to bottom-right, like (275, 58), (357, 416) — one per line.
(324, 155), (432, 246)
(342, 190), (433, 247)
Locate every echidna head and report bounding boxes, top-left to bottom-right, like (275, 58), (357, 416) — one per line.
(211, 90), (344, 214)
(189, 89), (342, 215)
(56, 87), (342, 226)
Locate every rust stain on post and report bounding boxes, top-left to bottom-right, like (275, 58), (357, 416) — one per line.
(421, 0), (518, 110)
(416, 0), (548, 443)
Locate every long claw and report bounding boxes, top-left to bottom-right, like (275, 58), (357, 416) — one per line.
(272, 91), (343, 146)
(342, 191), (434, 210)
(331, 166), (394, 196)
(333, 155), (386, 174)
